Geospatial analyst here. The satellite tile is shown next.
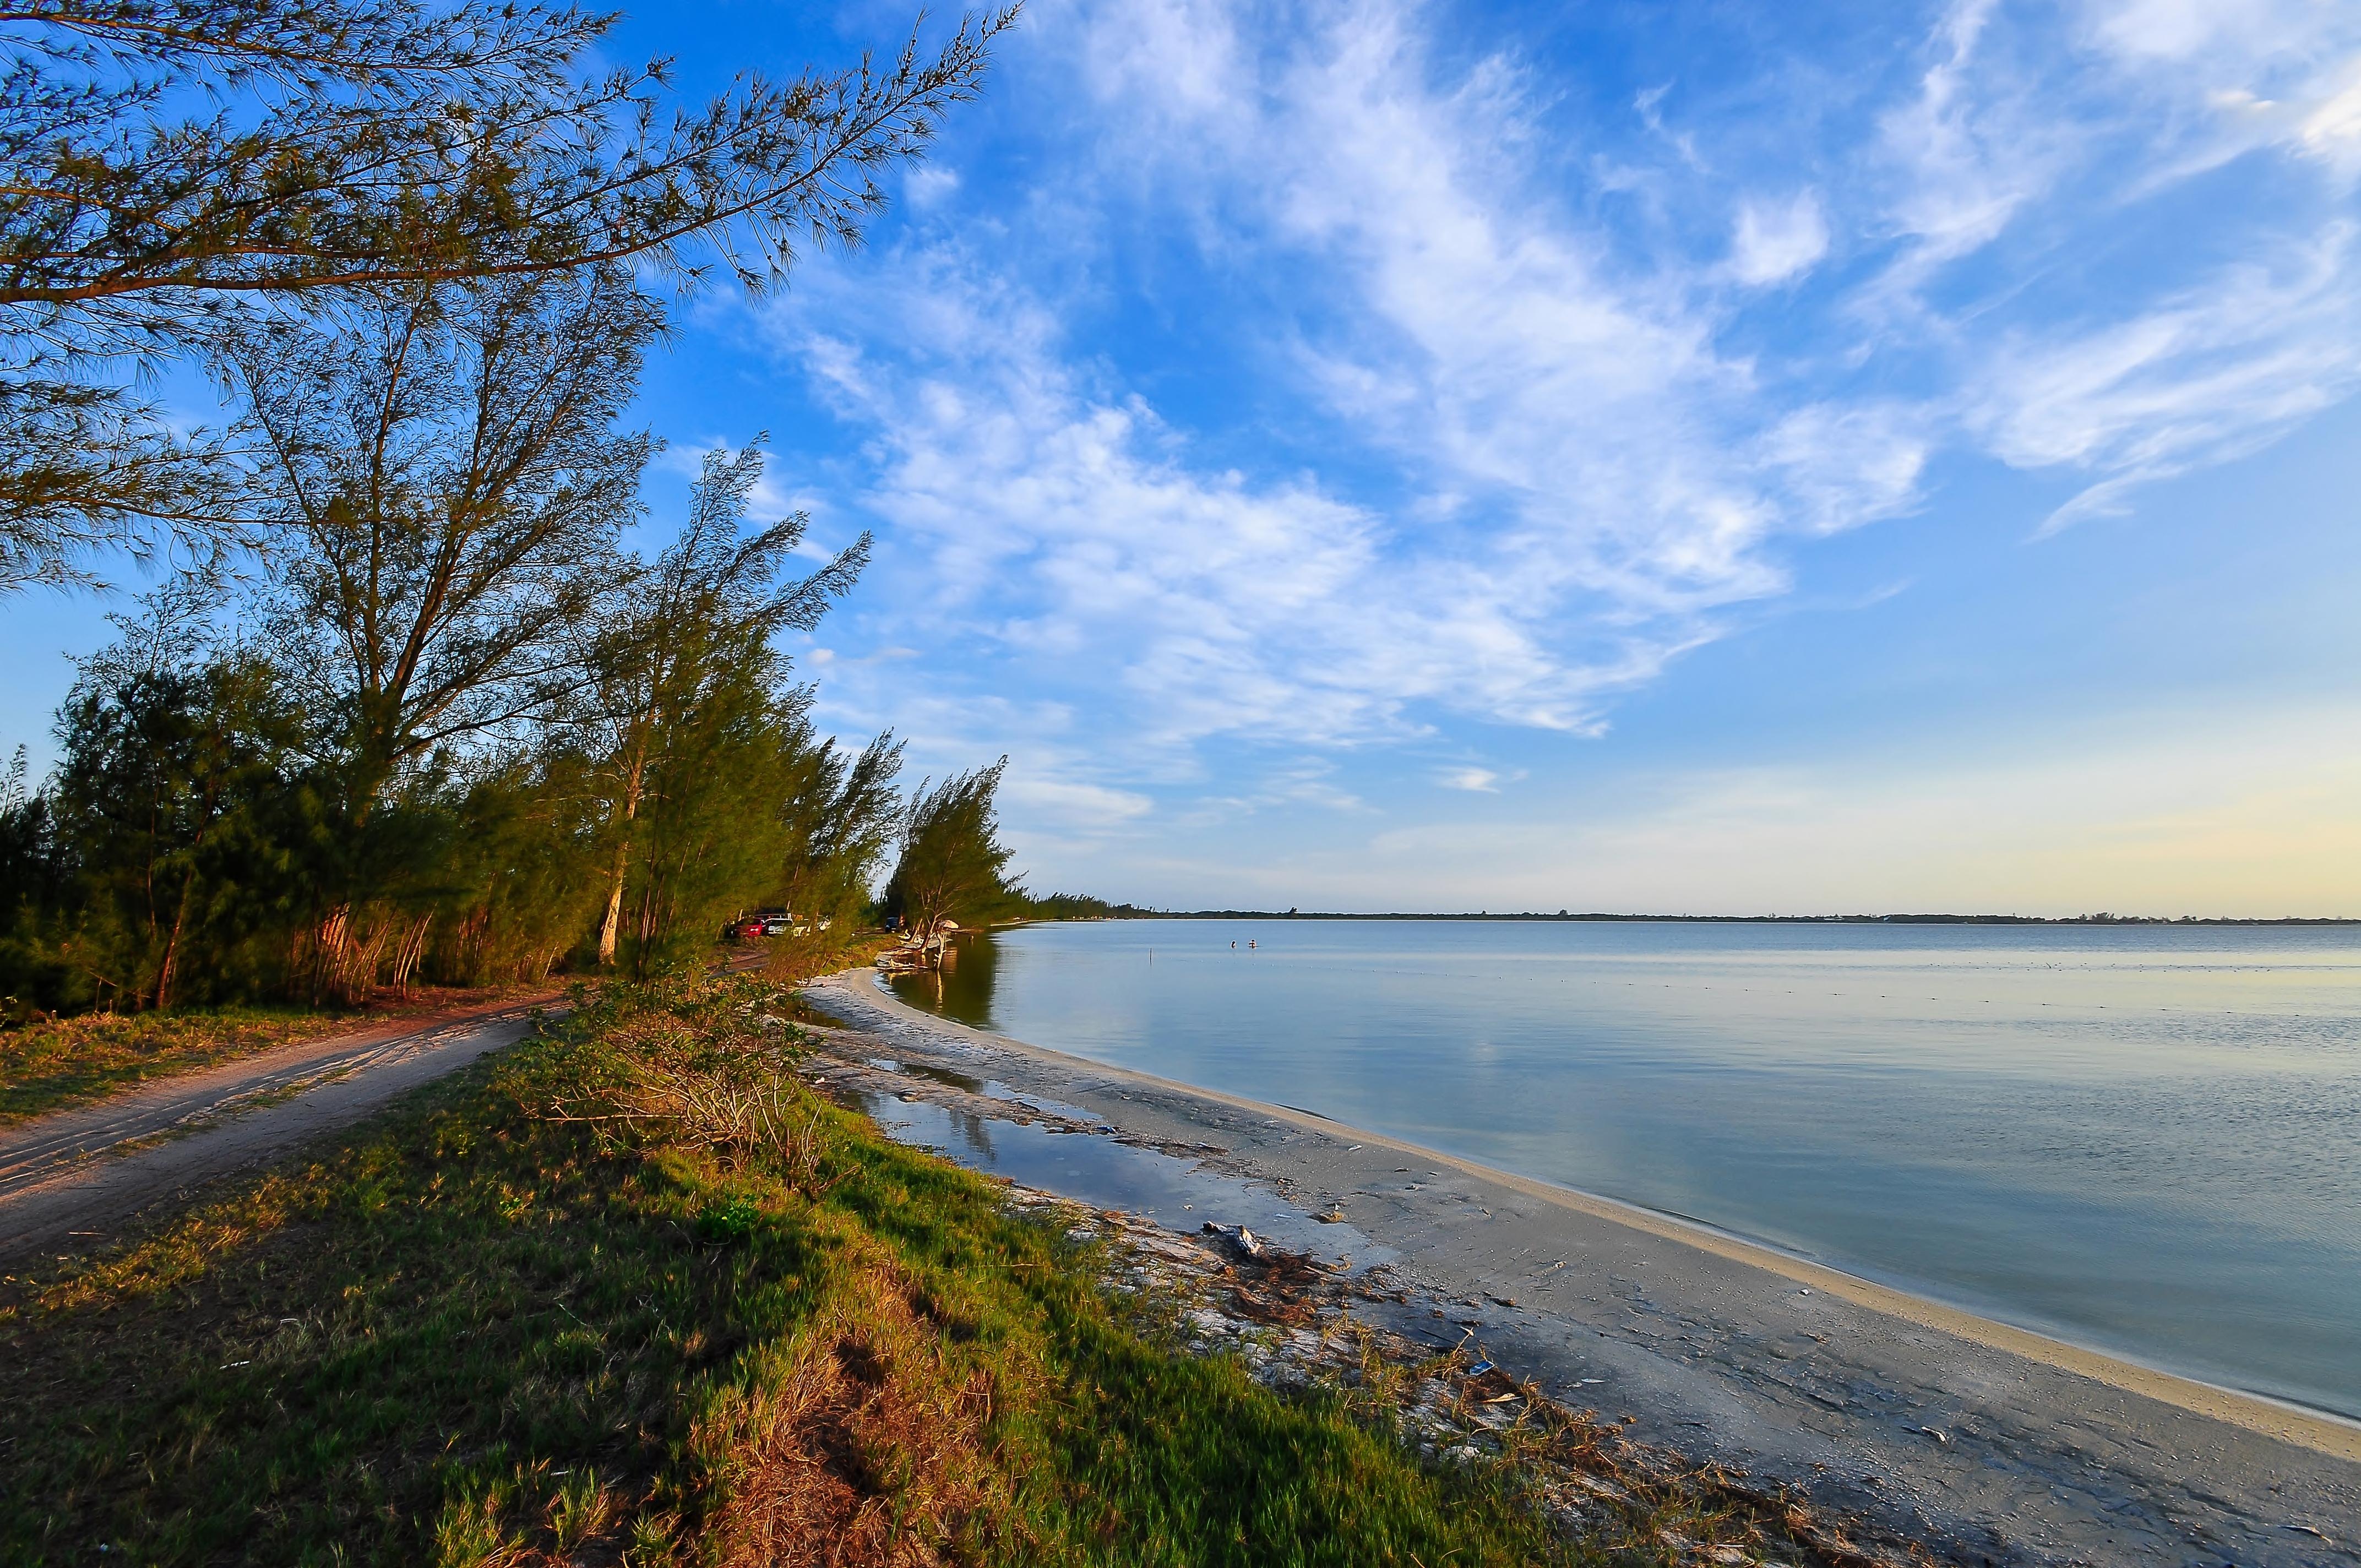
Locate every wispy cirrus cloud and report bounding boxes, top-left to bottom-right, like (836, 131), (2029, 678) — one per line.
(777, 254), (1610, 748)
(1974, 221), (2361, 530)
(1855, 0), (2361, 529)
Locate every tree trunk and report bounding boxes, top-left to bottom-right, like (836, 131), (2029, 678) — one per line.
(311, 905), (352, 1006)
(152, 867), (197, 1012)
(596, 850), (627, 966)
(598, 753), (646, 967)
(390, 911), (433, 995)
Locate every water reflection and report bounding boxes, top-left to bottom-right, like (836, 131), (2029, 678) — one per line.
(846, 1082), (1002, 1161)
(888, 930), (1004, 1027)
(854, 1089), (1384, 1270)
(864, 1055), (989, 1096)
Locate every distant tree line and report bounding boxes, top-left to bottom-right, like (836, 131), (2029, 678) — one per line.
(1018, 892), (1151, 921)
(0, 0), (1036, 1014)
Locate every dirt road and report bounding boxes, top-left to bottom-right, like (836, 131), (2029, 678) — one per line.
(0, 997), (555, 1262)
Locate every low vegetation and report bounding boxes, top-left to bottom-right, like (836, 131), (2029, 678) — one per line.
(0, 974), (1598, 1566)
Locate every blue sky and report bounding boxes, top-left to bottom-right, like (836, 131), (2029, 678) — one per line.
(9, 0), (2361, 914)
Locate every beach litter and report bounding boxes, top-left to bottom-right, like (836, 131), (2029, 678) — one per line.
(1003, 1180), (1930, 1568)
(1202, 1222), (1263, 1258)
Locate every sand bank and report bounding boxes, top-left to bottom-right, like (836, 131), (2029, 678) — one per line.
(807, 970), (2360, 1568)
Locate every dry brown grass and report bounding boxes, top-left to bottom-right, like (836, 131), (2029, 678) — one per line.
(1219, 1242), (1335, 1328)
(692, 1257), (1010, 1568)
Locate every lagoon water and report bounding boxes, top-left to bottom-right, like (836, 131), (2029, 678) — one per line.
(890, 919), (2361, 1418)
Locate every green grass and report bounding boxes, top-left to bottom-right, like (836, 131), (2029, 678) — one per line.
(0, 976), (1595, 1566)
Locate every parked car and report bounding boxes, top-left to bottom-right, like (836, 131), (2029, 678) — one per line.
(722, 915), (768, 943)
(761, 913), (795, 937)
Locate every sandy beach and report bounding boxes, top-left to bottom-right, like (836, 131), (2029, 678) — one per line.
(806, 968), (2361, 1568)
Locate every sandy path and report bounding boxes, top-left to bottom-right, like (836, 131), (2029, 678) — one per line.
(809, 970), (2361, 1568)
(0, 997), (554, 1262)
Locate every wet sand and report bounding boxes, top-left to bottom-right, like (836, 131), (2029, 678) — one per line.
(808, 969), (2361, 1568)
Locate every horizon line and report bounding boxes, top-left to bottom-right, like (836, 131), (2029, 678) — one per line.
(1053, 910), (2361, 926)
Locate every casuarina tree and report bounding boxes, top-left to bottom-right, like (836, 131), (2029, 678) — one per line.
(583, 438), (867, 966)
(220, 267), (657, 999)
(884, 757), (1021, 952)
(0, 0), (1018, 591)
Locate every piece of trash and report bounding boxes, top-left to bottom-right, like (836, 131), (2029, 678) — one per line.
(1797, 1288), (1811, 1295)
(1919, 1426), (1950, 1445)
(219, 1360), (250, 1370)
(2286, 1525), (2334, 1543)
(1578, 1378), (1605, 1385)
(1201, 1222), (1261, 1258)
(1466, 1358), (1496, 1376)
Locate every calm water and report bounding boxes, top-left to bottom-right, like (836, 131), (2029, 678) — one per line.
(891, 919), (2361, 1418)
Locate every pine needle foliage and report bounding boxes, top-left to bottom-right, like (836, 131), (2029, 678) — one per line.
(884, 758), (1022, 944)
(0, 0), (1020, 590)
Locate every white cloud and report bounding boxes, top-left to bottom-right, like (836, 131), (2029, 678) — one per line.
(2300, 60), (2361, 170)
(773, 257), (1604, 745)
(1729, 192), (1830, 285)
(1438, 766), (1500, 792)
(2082, 0), (2347, 69)
(1004, 774), (1155, 827)
(904, 165), (962, 208)
(1037, 0), (1923, 709)
(1965, 222), (2361, 530)
(1874, 0), (2038, 275)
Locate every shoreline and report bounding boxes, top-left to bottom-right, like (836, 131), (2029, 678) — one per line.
(809, 967), (2361, 1566)
(850, 971), (2359, 1457)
